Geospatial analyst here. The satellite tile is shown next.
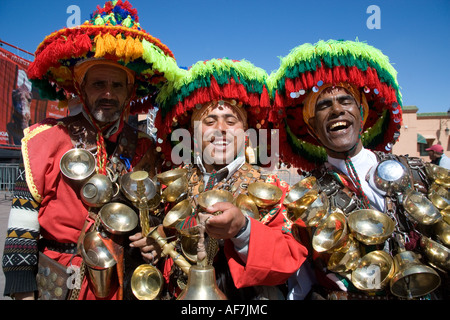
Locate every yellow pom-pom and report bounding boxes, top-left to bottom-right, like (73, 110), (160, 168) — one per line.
(116, 34), (126, 57)
(103, 33), (117, 54)
(94, 34), (106, 58)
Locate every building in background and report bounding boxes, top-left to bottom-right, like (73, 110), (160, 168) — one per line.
(392, 106), (450, 162)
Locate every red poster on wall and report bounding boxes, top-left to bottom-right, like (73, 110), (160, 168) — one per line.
(0, 45), (67, 148)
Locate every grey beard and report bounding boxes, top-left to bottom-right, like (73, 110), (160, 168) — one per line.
(91, 109), (121, 123)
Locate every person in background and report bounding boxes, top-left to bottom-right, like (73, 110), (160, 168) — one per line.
(426, 144), (450, 169)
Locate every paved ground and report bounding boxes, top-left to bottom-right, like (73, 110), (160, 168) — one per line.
(0, 191), (13, 300)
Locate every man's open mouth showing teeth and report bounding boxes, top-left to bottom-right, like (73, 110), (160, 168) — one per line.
(211, 139), (230, 146)
(328, 121), (350, 132)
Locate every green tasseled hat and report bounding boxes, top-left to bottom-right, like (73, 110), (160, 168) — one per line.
(268, 39), (403, 171)
(154, 58), (271, 164)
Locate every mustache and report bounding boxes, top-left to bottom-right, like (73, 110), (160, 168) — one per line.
(95, 99), (119, 108)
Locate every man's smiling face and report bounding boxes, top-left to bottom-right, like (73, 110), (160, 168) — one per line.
(309, 86), (363, 158)
(198, 103), (246, 168)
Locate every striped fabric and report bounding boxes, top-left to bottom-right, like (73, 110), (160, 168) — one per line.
(2, 164), (40, 296)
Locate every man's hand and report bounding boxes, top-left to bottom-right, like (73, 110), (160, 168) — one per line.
(203, 202), (247, 239)
(129, 231), (162, 264)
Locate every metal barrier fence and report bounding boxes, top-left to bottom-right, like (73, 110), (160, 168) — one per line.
(0, 163), (19, 192)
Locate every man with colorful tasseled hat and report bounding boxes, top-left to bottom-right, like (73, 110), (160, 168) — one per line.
(269, 39), (448, 300)
(132, 58), (308, 299)
(2, 0), (181, 300)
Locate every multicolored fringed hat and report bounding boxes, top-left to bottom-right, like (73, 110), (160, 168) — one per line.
(154, 58), (271, 167)
(268, 39), (403, 172)
(27, 0), (181, 114)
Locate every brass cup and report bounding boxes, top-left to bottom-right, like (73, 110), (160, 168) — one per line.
(131, 264), (164, 300)
(434, 219), (450, 247)
(327, 236), (361, 272)
(81, 173), (117, 208)
(302, 192), (329, 227)
(425, 162), (450, 181)
(435, 177), (450, 188)
(312, 209), (348, 253)
(347, 209), (395, 245)
(403, 188), (442, 225)
(161, 175), (188, 203)
(287, 190), (327, 227)
(163, 199), (192, 229)
(441, 206), (450, 224)
(197, 189), (234, 211)
(283, 176), (319, 206)
(60, 148), (96, 181)
(234, 194), (259, 220)
(351, 250), (395, 292)
(156, 168), (188, 186)
(247, 182), (283, 208)
(420, 235), (450, 272)
(428, 183), (450, 210)
(99, 202), (139, 234)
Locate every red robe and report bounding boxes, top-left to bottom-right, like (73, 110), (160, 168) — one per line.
(22, 118), (153, 300)
(225, 175), (308, 288)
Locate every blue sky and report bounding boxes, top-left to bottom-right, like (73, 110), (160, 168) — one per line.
(1, 0), (449, 113)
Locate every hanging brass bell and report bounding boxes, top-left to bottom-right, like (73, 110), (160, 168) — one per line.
(177, 265), (227, 300)
(389, 250), (441, 299)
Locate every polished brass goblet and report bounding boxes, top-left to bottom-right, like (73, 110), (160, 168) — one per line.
(197, 189), (234, 211)
(347, 209), (395, 245)
(98, 202), (139, 234)
(235, 193), (259, 220)
(156, 168), (188, 186)
(163, 199), (193, 229)
(351, 250), (395, 292)
(312, 209), (348, 253)
(247, 182), (282, 208)
(403, 188), (442, 225)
